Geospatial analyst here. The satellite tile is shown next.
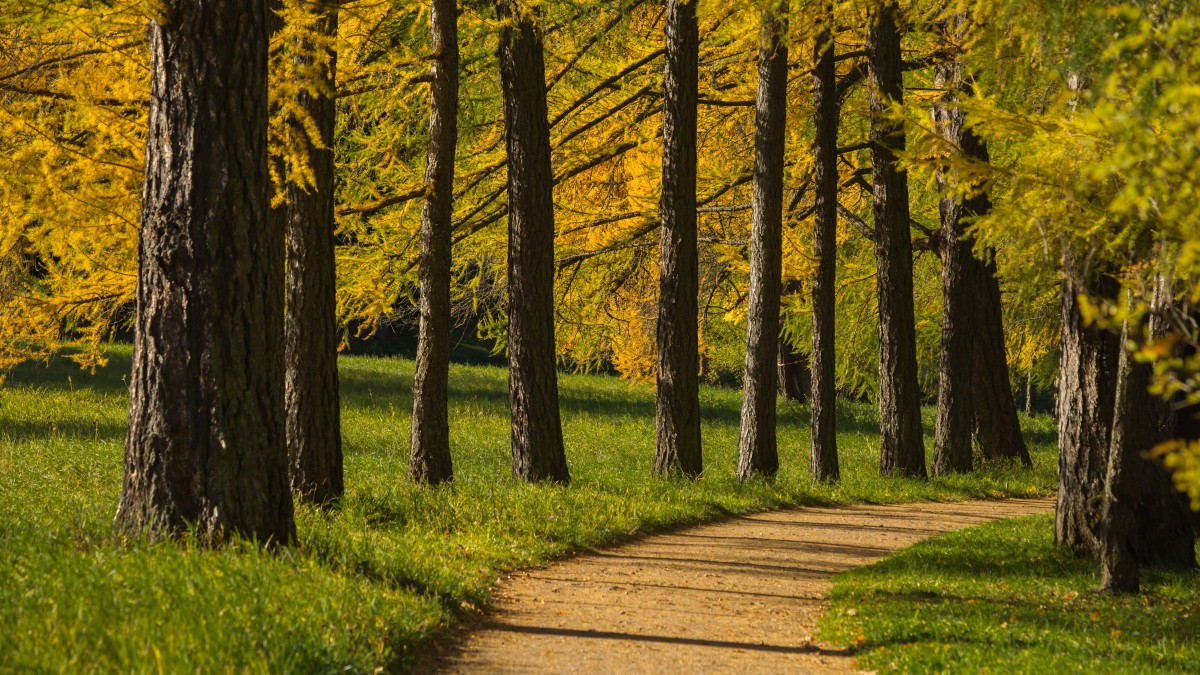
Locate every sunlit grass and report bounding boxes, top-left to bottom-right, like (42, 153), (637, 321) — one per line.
(820, 515), (1200, 673)
(0, 346), (1057, 671)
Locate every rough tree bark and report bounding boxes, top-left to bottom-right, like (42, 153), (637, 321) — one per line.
(1101, 316), (1142, 593)
(285, 0), (344, 504)
(930, 54), (974, 476)
(655, 0), (702, 477)
(496, 0), (569, 482)
(1055, 256), (1120, 557)
(868, 1), (925, 478)
(810, 11), (840, 482)
(116, 0), (294, 543)
(1100, 283), (1197, 587)
(970, 251), (1031, 465)
(409, 0), (459, 485)
(930, 33), (1030, 473)
(1133, 276), (1196, 568)
(736, 6), (788, 480)
(1057, 264), (1195, 564)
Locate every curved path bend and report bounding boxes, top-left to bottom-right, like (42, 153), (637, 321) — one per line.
(436, 497), (1054, 673)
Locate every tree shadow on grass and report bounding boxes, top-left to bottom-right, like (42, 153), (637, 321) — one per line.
(834, 517), (1200, 671)
(339, 359), (747, 427)
(857, 527), (1086, 583)
(1019, 422), (1058, 448)
(4, 349), (133, 395)
(843, 586), (1199, 672)
(6, 348), (891, 447)
(0, 416), (127, 443)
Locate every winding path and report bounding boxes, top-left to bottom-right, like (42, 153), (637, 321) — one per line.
(435, 497), (1054, 673)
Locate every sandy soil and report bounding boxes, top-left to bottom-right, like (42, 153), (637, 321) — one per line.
(432, 497), (1054, 674)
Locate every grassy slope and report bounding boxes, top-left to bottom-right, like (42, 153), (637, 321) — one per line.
(820, 515), (1200, 673)
(0, 347), (1056, 672)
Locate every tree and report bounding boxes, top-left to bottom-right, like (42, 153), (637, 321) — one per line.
(1101, 313), (1143, 593)
(409, 0), (459, 485)
(284, 0), (344, 504)
(115, 0), (294, 543)
(930, 17), (1029, 475)
(868, 1), (925, 478)
(736, 3), (788, 480)
(777, 326), (810, 402)
(654, 0), (701, 477)
(1101, 279), (1197, 593)
(777, 281), (809, 403)
(1051, 259), (1194, 568)
(809, 6), (839, 482)
(496, 0), (569, 483)
(1055, 257), (1120, 556)
(968, 248), (1031, 466)
(1129, 277), (1194, 568)
(1025, 375), (1036, 417)
(930, 46), (974, 475)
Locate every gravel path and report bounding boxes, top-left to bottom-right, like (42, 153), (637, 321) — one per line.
(435, 497), (1054, 673)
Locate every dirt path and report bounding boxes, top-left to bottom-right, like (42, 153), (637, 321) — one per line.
(436, 497), (1053, 673)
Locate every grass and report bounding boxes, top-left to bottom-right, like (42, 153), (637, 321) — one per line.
(1, 346), (1057, 672)
(820, 514), (1200, 673)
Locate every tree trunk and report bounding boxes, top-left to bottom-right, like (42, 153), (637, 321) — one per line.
(409, 0), (459, 485)
(737, 7), (787, 480)
(285, 0), (343, 505)
(655, 0), (702, 477)
(868, 2), (925, 478)
(931, 55), (974, 476)
(931, 37), (1030, 472)
(777, 329), (810, 403)
(1025, 373), (1035, 417)
(496, 0), (568, 483)
(970, 251), (1031, 465)
(1055, 255), (1120, 557)
(116, 0), (294, 543)
(809, 13), (840, 482)
(1101, 317), (1141, 593)
(1100, 294), (1195, 588)
(1133, 276), (1196, 568)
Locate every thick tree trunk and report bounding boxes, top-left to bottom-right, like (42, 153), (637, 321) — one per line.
(1101, 286), (1197, 582)
(496, 0), (568, 483)
(409, 0), (459, 485)
(777, 329), (810, 403)
(868, 2), (925, 478)
(1134, 417), (1197, 569)
(285, 0), (343, 505)
(1055, 256), (1120, 557)
(931, 56), (974, 476)
(116, 0), (294, 543)
(931, 43), (1030, 473)
(737, 7), (788, 480)
(1133, 277), (1196, 568)
(809, 15), (839, 482)
(655, 0), (702, 477)
(970, 252), (1031, 465)
(1101, 318), (1142, 593)
(1057, 264), (1195, 563)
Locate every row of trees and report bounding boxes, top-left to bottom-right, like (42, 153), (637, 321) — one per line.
(1, 1), (1197, 592)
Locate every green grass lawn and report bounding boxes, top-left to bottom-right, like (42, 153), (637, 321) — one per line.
(820, 514), (1200, 673)
(0, 347), (1057, 672)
